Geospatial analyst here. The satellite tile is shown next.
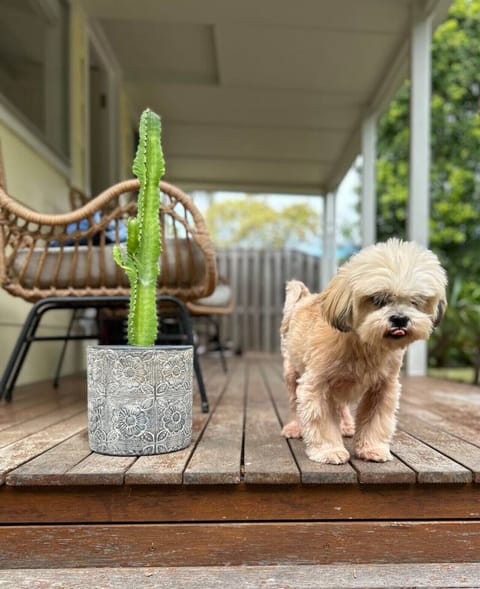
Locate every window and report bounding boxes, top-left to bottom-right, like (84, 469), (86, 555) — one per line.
(0, 0), (69, 158)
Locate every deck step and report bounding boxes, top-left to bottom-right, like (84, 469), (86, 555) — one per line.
(0, 563), (479, 588)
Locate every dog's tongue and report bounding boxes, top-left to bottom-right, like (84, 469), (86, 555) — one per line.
(392, 328), (406, 336)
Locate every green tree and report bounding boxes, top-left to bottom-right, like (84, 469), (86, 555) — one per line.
(206, 196), (321, 249)
(429, 277), (480, 382)
(376, 0), (480, 371)
(377, 0), (480, 271)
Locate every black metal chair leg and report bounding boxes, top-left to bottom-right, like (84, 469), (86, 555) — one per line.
(2, 298), (101, 401)
(2, 294), (210, 413)
(1, 300), (46, 401)
(175, 299), (210, 413)
(210, 316), (228, 373)
(53, 309), (78, 388)
(158, 295), (209, 413)
(193, 350), (209, 413)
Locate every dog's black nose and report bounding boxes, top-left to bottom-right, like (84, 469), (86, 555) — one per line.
(389, 315), (409, 328)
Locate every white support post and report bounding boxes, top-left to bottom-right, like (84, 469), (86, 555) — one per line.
(361, 114), (377, 247)
(321, 191), (337, 290)
(406, 4), (432, 376)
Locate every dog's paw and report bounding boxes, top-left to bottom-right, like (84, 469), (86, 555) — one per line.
(306, 445), (350, 465)
(281, 421), (302, 438)
(355, 444), (393, 462)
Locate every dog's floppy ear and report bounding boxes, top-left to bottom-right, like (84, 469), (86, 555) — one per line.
(433, 299), (446, 328)
(319, 272), (353, 332)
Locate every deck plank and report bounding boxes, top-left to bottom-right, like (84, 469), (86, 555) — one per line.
(0, 412), (87, 485)
(402, 377), (480, 432)
(0, 358), (479, 490)
(6, 430), (91, 486)
(400, 396), (480, 448)
(1, 358), (480, 568)
(391, 430), (473, 483)
(402, 375), (480, 407)
(183, 361), (245, 484)
(1, 521), (480, 567)
(0, 400), (86, 448)
(346, 437), (416, 484)
(0, 394), (82, 432)
(1, 485), (479, 524)
(126, 363), (228, 484)
(63, 452), (137, 485)
(264, 360), (358, 484)
(243, 361), (299, 484)
(399, 413), (480, 483)
(1, 563), (480, 589)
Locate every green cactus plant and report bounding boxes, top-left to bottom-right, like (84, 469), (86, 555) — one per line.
(113, 108), (165, 346)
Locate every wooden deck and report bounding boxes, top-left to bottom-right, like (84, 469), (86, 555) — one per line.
(0, 353), (479, 570)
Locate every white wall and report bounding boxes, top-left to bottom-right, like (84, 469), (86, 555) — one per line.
(0, 122), (86, 387)
(0, 2), (131, 389)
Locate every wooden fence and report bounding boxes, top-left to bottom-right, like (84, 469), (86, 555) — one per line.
(214, 248), (321, 353)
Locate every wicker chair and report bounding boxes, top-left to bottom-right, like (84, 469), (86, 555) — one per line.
(187, 277), (234, 372)
(0, 178), (217, 411)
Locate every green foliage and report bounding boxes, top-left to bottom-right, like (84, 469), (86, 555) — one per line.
(113, 109), (165, 346)
(376, 0), (480, 368)
(378, 0), (480, 258)
(430, 277), (480, 382)
(205, 196), (320, 249)
(428, 365), (476, 383)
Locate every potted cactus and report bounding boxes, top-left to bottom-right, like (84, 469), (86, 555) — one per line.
(86, 109), (193, 456)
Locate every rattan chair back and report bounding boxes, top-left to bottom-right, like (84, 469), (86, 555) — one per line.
(0, 180), (217, 303)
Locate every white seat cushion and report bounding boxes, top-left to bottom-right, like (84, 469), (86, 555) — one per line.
(12, 240), (206, 290)
(12, 245), (126, 289)
(192, 283), (232, 307)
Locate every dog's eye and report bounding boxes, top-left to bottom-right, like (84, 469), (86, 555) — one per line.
(410, 298), (425, 309)
(371, 295), (389, 307)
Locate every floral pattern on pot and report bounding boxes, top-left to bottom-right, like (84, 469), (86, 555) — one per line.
(113, 404), (149, 438)
(156, 354), (192, 394)
(111, 354), (152, 392)
(87, 345), (193, 456)
(163, 400), (187, 433)
(88, 397), (106, 435)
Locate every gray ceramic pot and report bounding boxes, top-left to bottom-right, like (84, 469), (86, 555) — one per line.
(87, 345), (193, 456)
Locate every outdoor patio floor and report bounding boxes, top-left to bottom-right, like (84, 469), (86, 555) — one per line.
(0, 353), (479, 569)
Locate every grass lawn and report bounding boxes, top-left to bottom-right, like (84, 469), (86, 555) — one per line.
(428, 366), (476, 384)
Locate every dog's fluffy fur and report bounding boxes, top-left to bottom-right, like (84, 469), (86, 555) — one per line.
(280, 238), (447, 464)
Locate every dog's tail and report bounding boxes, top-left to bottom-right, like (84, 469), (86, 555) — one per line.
(280, 280), (310, 341)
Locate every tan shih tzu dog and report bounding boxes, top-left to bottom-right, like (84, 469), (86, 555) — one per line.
(280, 238), (447, 464)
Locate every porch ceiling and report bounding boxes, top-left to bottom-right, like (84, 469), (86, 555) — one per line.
(80, 0), (451, 195)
